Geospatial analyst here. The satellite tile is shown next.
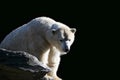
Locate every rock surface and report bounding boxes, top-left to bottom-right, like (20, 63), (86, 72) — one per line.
(0, 48), (50, 80)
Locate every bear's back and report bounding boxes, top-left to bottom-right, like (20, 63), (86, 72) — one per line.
(0, 17), (56, 54)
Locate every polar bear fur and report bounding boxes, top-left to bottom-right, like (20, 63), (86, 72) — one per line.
(0, 17), (76, 80)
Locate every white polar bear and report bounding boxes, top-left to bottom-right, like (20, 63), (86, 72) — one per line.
(0, 17), (76, 80)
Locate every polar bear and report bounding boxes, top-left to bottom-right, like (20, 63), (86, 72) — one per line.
(0, 17), (76, 80)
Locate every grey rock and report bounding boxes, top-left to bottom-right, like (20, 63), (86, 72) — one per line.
(0, 48), (50, 80)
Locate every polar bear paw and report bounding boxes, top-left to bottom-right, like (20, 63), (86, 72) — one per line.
(44, 75), (54, 80)
(43, 75), (62, 80)
(53, 76), (62, 80)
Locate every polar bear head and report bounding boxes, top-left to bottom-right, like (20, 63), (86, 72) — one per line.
(47, 22), (76, 55)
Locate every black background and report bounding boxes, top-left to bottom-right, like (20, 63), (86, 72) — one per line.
(0, 1), (110, 80)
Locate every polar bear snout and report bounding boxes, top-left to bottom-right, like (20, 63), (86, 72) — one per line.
(62, 43), (70, 53)
(63, 46), (70, 53)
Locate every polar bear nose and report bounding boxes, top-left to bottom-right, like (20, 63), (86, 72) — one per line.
(64, 48), (70, 52)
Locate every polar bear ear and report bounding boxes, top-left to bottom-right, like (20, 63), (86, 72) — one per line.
(70, 28), (76, 33)
(52, 29), (58, 34)
(51, 24), (59, 34)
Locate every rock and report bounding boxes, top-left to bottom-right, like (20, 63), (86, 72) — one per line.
(0, 48), (50, 80)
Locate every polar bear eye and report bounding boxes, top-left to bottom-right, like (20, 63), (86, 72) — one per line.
(60, 39), (64, 42)
(68, 39), (71, 41)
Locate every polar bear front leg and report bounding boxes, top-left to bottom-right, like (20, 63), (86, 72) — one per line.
(47, 47), (62, 80)
(39, 49), (54, 80)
